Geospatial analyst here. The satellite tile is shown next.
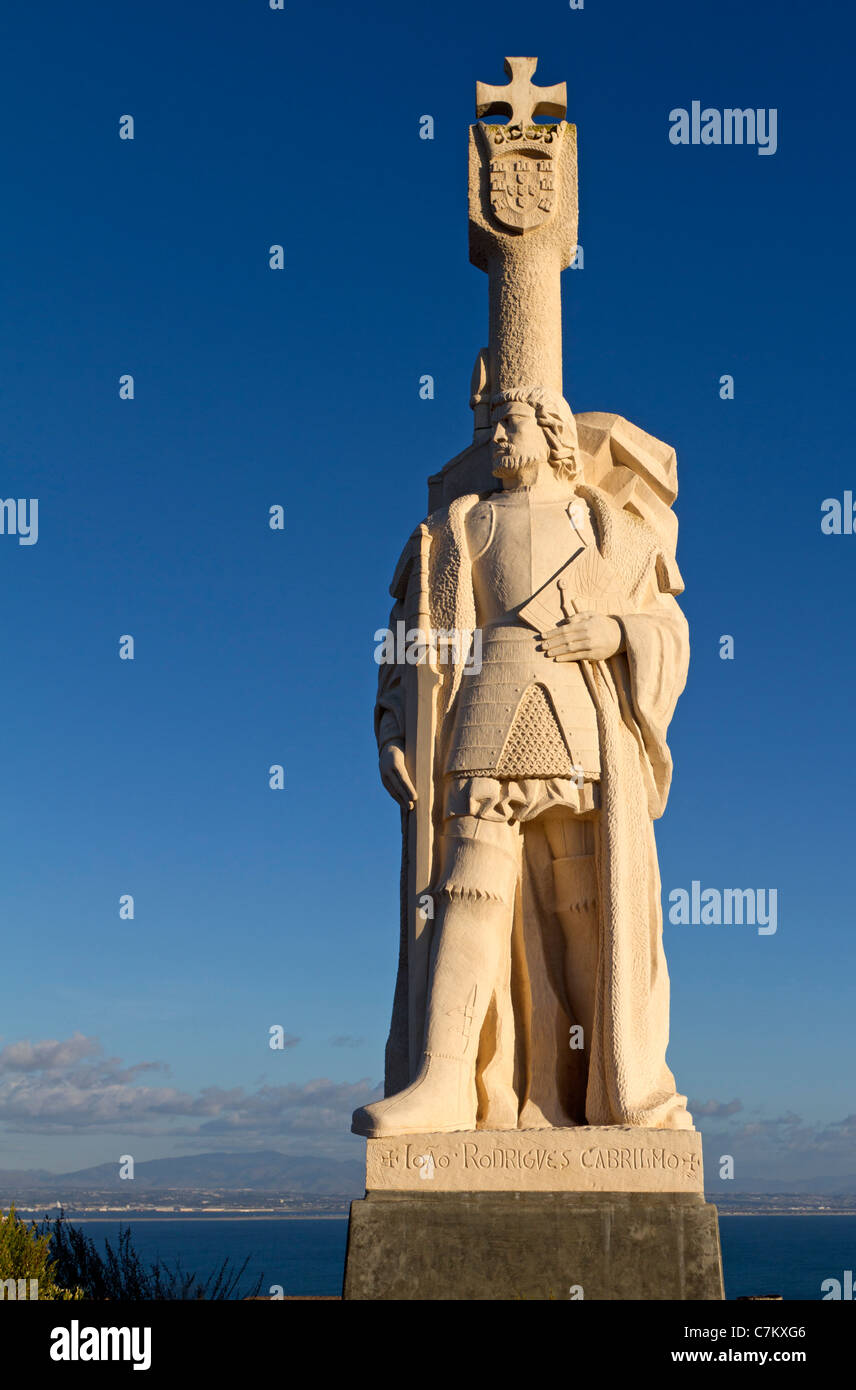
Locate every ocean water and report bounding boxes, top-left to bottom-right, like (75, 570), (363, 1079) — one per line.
(65, 1218), (350, 1299)
(63, 1214), (856, 1300)
(718, 1215), (856, 1301)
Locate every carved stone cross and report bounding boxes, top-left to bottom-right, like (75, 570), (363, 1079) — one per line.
(469, 57), (577, 398)
(476, 56), (567, 128)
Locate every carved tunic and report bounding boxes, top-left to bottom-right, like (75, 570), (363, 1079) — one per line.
(445, 490), (610, 779)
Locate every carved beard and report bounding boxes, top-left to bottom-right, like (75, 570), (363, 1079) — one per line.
(491, 451), (543, 486)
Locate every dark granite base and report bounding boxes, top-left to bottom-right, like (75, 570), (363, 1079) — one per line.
(342, 1191), (724, 1300)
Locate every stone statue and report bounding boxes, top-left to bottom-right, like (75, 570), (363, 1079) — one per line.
(352, 58), (693, 1141)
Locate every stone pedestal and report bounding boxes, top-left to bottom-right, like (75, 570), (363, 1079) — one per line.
(342, 1128), (724, 1301)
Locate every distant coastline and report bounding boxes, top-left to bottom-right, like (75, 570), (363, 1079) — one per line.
(6, 1194), (856, 1220)
(18, 1212), (351, 1222)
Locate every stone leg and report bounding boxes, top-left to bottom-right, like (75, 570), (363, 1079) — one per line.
(514, 810), (597, 1129)
(352, 820), (520, 1137)
(543, 812), (599, 1047)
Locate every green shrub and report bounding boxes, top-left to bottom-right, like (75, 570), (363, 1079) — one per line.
(0, 1205), (83, 1300)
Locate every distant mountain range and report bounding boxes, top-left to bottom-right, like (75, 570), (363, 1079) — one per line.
(0, 1151), (364, 1195)
(712, 1174), (856, 1196)
(1, 1150), (854, 1198)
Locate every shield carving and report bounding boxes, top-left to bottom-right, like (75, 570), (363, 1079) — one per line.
(489, 156), (555, 231)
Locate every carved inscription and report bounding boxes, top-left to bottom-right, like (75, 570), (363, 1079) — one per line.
(374, 1136), (700, 1182)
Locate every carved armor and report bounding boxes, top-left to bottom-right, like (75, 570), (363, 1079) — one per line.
(445, 489), (624, 779)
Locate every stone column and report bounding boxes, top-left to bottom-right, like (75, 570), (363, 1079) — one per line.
(468, 108), (578, 396)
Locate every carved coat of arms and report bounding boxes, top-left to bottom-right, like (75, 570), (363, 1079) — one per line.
(481, 122), (563, 233)
(490, 155), (555, 230)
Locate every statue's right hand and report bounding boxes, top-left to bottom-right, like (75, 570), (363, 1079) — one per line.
(379, 741), (417, 811)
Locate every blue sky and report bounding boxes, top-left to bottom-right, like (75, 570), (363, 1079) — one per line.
(0, 0), (853, 1188)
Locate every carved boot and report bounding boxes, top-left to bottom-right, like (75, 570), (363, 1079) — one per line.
(352, 832), (518, 1138)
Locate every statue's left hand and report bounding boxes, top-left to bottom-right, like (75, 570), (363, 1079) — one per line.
(379, 741), (418, 810)
(539, 613), (624, 662)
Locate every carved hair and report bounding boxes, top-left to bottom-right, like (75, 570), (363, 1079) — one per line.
(492, 386), (579, 481)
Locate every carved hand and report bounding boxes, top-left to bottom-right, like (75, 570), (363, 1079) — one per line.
(539, 613), (624, 662)
(379, 741), (418, 810)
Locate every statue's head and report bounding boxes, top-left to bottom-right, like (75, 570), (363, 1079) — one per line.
(490, 387), (579, 487)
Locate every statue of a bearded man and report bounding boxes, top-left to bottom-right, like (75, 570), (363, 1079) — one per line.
(353, 385), (692, 1138)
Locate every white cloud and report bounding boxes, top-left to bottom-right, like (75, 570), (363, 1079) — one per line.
(0, 1033), (380, 1153)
